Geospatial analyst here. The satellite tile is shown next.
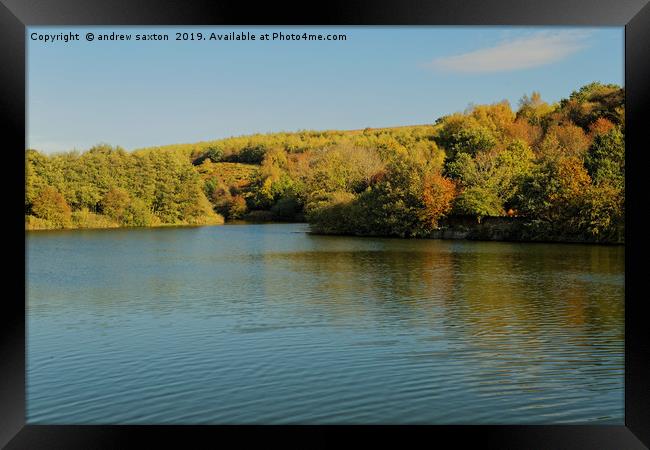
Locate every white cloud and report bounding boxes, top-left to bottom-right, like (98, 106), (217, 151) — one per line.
(428, 31), (591, 74)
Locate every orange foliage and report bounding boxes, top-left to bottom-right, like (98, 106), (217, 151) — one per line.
(553, 157), (592, 202)
(369, 169), (388, 185)
(32, 185), (72, 226)
(422, 173), (457, 226)
(505, 119), (543, 148)
(588, 117), (616, 137)
(548, 124), (591, 157)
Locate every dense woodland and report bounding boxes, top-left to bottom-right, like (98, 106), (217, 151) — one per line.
(26, 82), (625, 242)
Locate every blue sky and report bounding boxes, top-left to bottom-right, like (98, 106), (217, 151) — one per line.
(27, 26), (624, 153)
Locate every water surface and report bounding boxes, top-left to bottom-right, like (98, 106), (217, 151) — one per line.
(27, 223), (624, 424)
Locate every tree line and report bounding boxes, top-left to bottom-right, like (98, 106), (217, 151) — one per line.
(26, 82), (624, 243)
(26, 147), (222, 229)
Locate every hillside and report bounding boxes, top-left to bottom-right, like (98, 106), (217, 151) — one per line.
(26, 82), (624, 242)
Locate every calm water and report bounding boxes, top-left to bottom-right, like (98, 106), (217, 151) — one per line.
(26, 223), (624, 424)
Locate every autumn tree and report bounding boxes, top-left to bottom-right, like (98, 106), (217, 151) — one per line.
(559, 82), (624, 129)
(421, 173), (456, 226)
(101, 187), (131, 221)
(516, 91), (554, 127)
(515, 156), (592, 233)
(32, 186), (72, 228)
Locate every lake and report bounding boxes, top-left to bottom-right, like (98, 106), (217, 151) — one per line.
(26, 223), (624, 424)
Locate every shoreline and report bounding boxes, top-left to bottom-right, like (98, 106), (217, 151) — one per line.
(26, 219), (624, 245)
(306, 229), (625, 246)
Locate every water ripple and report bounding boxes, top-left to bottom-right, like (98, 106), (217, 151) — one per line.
(26, 224), (624, 424)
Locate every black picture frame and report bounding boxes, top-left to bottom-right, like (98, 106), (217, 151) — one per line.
(3, 1), (649, 448)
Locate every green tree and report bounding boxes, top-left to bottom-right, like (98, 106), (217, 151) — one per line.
(453, 186), (503, 222)
(585, 126), (624, 188)
(576, 182), (624, 239)
(436, 116), (497, 160)
(515, 156), (592, 233)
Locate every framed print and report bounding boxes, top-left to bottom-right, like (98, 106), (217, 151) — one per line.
(2, 0), (649, 448)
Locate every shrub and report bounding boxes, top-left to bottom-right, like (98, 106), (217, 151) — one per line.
(204, 145), (224, 163)
(271, 196), (301, 221)
(228, 195), (248, 219)
(72, 208), (120, 229)
(32, 186), (72, 228)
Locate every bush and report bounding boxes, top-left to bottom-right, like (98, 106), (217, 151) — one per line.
(228, 195), (248, 219)
(25, 215), (58, 230)
(122, 199), (155, 227)
(204, 145), (224, 163)
(72, 209), (120, 229)
(306, 192), (359, 234)
(271, 196), (301, 221)
(186, 212), (225, 225)
(236, 145), (267, 164)
(453, 186), (503, 222)
(32, 186), (72, 228)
